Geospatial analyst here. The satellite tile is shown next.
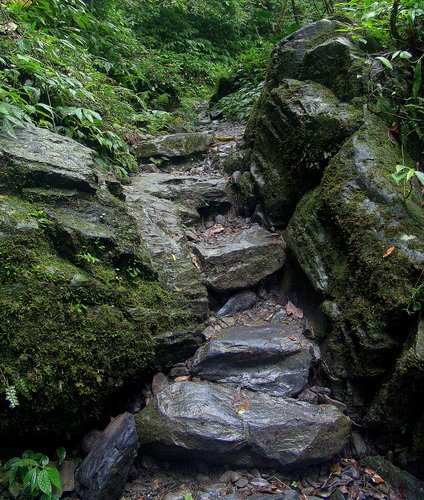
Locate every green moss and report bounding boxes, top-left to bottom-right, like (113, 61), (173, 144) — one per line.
(0, 195), (188, 439)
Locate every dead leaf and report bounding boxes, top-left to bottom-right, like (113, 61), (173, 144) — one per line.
(235, 400), (250, 415)
(174, 375), (191, 382)
(371, 473), (385, 485)
(330, 463), (343, 476)
(205, 224), (225, 238)
(340, 486), (348, 494)
(365, 468), (376, 476)
(288, 335), (299, 341)
(383, 246), (395, 258)
(190, 253), (202, 272)
(286, 300), (304, 319)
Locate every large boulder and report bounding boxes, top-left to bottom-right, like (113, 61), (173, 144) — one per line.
(136, 381), (350, 468)
(242, 19), (424, 459)
(0, 126), (190, 439)
(245, 20), (367, 226)
(191, 324), (315, 397)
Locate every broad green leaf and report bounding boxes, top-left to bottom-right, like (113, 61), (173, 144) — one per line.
(14, 458), (39, 467)
(376, 56), (393, 70)
(24, 468), (39, 492)
(406, 168), (416, 181)
(56, 447), (66, 465)
(37, 469), (52, 495)
(415, 171), (424, 186)
(45, 465), (61, 489)
(399, 51), (412, 59)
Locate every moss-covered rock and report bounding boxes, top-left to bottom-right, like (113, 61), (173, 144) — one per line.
(285, 113), (424, 442)
(243, 19), (424, 449)
(0, 126), (191, 440)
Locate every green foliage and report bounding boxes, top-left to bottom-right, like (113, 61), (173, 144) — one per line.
(2, 448), (65, 499)
(390, 163), (424, 199)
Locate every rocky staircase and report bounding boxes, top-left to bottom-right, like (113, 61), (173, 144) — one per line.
(125, 125), (351, 472)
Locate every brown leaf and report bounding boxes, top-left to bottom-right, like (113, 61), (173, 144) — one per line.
(340, 486), (348, 494)
(286, 300), (304, 319)
(371, 473), (385, 485)
(190, 253), (202, 272)
(174, 375), (191, 382)
(288, 335), (299, 341)
(365, 468), (376, 476)
(383, 246), (395, 258)
(205, 224), (225, 238)
(330, 463), (343, 476)
(235, 400), (250, 415)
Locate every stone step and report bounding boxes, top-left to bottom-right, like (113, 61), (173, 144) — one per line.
(191, 224), (286, 292)
(191, 324), (317, 397)
(136, 381), (351, 469)
(131, 132), (213, 159)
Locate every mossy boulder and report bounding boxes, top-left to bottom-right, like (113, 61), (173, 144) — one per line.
(243, 19), (424, 451)
(285, 113), (424, 442)
(0, 126), (191, 440)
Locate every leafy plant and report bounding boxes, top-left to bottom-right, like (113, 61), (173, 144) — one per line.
(390, 163), (424, 200)
(2, 448), (66, 499)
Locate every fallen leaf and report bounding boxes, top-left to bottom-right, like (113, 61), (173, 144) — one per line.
(190, 253), (202, 272)
(174, 375), (191, 382)
(330, 463), (343, 476)
(205, 224), (225, 238)
(371, 473), (385, 485)
(383, 246), (395, 258)
(171, 254), (177, 261)
(288, 335), (299, 341)
(235, 400), (250, 415)
(286, 300), (304, 319)
(340, 486), (348, 494)
(365, 468), (376, 476)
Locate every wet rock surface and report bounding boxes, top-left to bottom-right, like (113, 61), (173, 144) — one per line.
(191, 324), (314, 396)
(136, 381), (350, 468)
(192, 224), (286, 292)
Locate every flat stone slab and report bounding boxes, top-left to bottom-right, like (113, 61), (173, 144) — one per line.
(191, 324), (315, 397)
(192, 224), (286, 291)
(136, 381), (351, 468)
(132, 132), (213, 159)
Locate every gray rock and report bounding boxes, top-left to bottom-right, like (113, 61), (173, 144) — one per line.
(191, 324), (314, 397)
(217, 291), (258, 317)
(192, 224), (286, 292)
(132, 132), (213, 159)
(219, 470), (240, 483)
(351, 431), (368, 458)
(0, 125), (99, 193)
(124, 175), (209, 322)
(151, 373), (169, 396)
(54, 461), (76, 497)
(136, 381), (351, 468)
(76, 413), (138, 500)
(235, 477), (249, 488)
(361, 456), (424, 500)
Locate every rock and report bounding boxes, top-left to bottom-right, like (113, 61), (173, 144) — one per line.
(191, 324), (314, 397)
(81, 430), (102, 456)
(0, 125), (98, 193)
(246, 78), (363, 226)
(351, 431), (368, 459)
(124, 175), (209, 323)
(235, 477), (249, 488)
(131, 132), (213, 159)
(219, 471), (240, 483)
(215, 214), (227, 225)
(54, 461), (76, 497)
(151, 373), (169, 396)
(136, 381), (351, 468)
(169, 364), (190, 378)
(217, 291), (258, 317)
(192, 224), (286, 292)
(361, 456), (424, 500)
(76, 413), (138, 500)
(0, 126), (185, 440)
